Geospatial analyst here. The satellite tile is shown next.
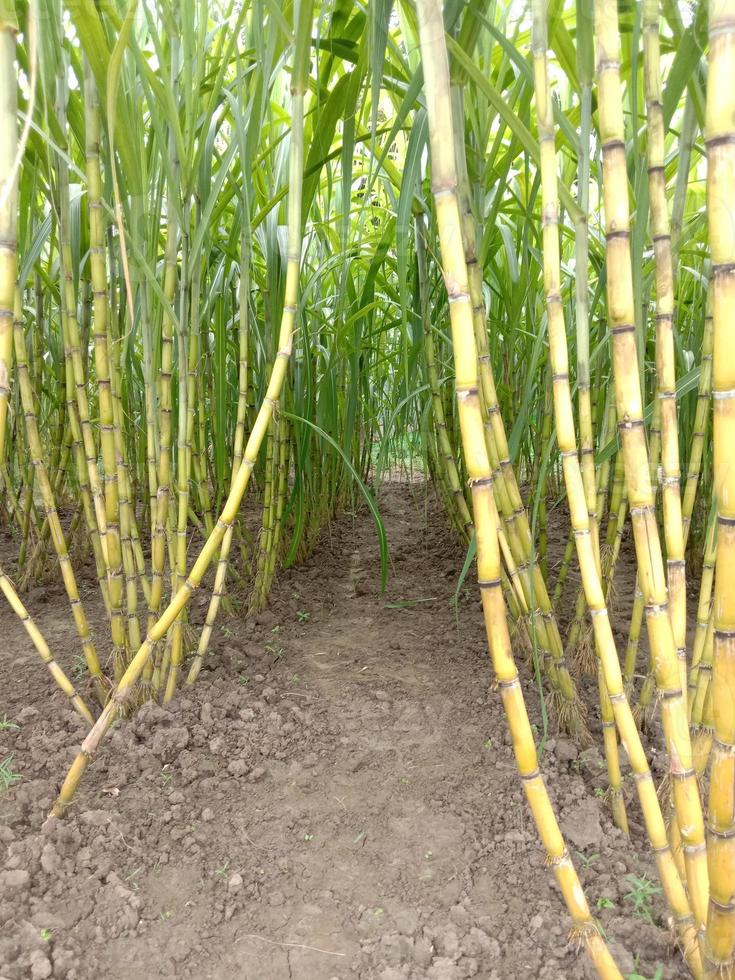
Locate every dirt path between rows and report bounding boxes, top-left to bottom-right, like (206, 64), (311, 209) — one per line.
(1, 484), (685, 979)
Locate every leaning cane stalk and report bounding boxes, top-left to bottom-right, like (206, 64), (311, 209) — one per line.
(51, 0), (314, 817)
(417, 2), (621, 974)
(0, 565), (94, 726)
(13, 292), (108, 704)
(451, 83), (584, 733)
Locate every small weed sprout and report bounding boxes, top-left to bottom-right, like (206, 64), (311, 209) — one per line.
(624, 874), (662, 926)
(0, 756), (21, 793)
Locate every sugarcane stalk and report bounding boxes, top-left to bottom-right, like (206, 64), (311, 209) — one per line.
(417, 2), (622, 974)
(163, 196), (193, 703)
(148, 73), (181, 686)
(704, 2), (735, 970)
(13, 292), (108, 704)
(691, 610), (714, 745)
(416, 210), (474, 542)
(683, 296), (713, 544)
(574, 0), (598, 570)
(537, 371), (553, 579)
(250, 404), (277, 613)
(84, 58), (128, 668)
(265, 411), (290, 592)
(452, 82), (584, 734)
(532, 0), (630, 833)
(51, 0), (314, 816)
(186, 215), (252, 685)
(0, 0), (17, 469)
(644, 0), (687, 702)
(0, 565), (94, 726)
(689, 510), (717, 708)
(595, 0), (709, 940)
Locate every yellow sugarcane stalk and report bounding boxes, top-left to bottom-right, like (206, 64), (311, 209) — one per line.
(643, 0), (690, 889)
(416, 1), (620, 974)
(704, 2), (735, 972)
(0, 1), (17, 468)
(644, 0), (687, 700)
(450, 79), (584, 732)
(13, 294), (108, 704)
(595, 0), (709, 940)
(0, 566), (94, 726)
(51, 0), (313, 816)
(531, 0), (628, 835)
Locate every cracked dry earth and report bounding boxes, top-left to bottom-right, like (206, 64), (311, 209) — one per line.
(1, 484), (686, 979)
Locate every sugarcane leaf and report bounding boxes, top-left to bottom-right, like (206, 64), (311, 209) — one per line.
(284, 411), (389, 593)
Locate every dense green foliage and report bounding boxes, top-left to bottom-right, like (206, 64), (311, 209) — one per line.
(0, 2), (727, 976)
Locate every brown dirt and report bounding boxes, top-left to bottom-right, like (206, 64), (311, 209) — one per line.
(0, 484), (686, 979)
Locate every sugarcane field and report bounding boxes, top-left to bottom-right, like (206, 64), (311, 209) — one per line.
(1, 0), (733, 977)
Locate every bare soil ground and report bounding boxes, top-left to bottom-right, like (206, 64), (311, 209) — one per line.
(0, 484), (686, 979)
